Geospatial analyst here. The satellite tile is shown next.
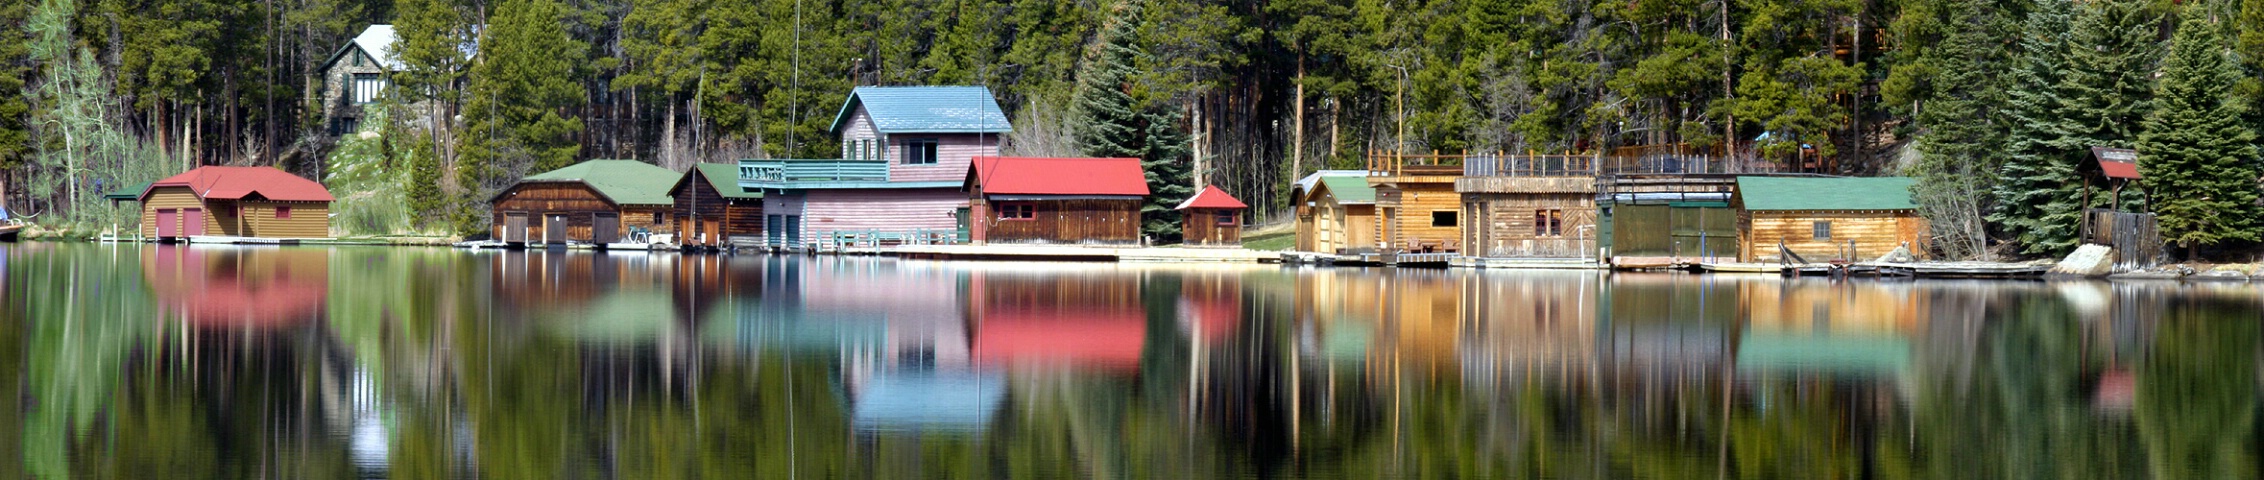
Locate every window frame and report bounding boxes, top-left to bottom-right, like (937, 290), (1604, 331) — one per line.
(901, 138), (940, 165)
(275, 206), (291, 219)
(351, 73), (385, 105)
(1215, 211), (1238, 226)
(1431, 210), (1458, 228)
(1812, 221), (1831, 240)
(998, 203), (1036, 221)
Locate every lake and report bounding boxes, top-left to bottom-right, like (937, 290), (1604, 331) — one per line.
(2, 242), (2258, 479)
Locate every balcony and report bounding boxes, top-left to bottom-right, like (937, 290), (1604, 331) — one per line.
(739, 158), (890, 184)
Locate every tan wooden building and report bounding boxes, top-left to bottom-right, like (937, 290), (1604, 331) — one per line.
(1733, 176), (1927, 262)
(1297, 175), (1379, 253)
(138, 166), (336, 240)
(1366, 152), (1464, 253)
(492, 160), (681, 245)
(1455, 154), (1599, 259)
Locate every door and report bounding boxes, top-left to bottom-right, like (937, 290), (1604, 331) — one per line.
(183, 208), (205, 236)
(956, 207), (971, 243)
(1347, 214), (1374, 251)
(766, 215), (784, 246)
(783, 215), (801, 247)
(157, 209), (178, 237)
(544, 214), (567, 244)
(704, 220), (720, 244)
(505, 213), (528, 243)
(593, 213), (621, 244)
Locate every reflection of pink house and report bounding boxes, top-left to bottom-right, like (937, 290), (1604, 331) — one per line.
(144, 245), (328, 329)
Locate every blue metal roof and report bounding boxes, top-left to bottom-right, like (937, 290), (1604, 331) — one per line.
(829, 86), (1012, 135)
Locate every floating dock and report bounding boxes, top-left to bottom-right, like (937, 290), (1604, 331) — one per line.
(885, 245), (1279, 264)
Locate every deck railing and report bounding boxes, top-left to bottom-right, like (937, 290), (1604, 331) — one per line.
(1366, 146), (1785, 178)
(739, 158), (890, 183)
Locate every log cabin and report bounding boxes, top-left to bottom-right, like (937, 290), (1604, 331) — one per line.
(1733, 176), (1927, 262)
(1291, 170), (1369, 252)
(1176, 185), (1248, 247)
(139, 166), (336, 241)
(491, 159), (680, 246)
(670, 163), (763, 248)
(1366, 151), (1464, 253)
(1299, 174), (1380, 254)
(745, 86), (1010, 248)
(963, 156), (1148, 245)
(1455, 154), (1598, 259)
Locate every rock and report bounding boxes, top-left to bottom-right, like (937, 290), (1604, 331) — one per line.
(2052, 244), (2115, 277)
(1874, 245), (1917, 263)
(2195, 266), (2251, 282)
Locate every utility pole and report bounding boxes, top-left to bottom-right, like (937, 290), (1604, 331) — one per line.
(1384, 63), (1409, 156)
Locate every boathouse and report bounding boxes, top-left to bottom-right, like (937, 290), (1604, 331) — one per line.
(1291, 170), (1369, 252)
(1455, 153), (1599, 259)
(744, 86), (1010, 248)
(491, 159), (679, 245)
(1732, 176), (1926, 263)
(1176, 185), (1247, 246)
(963, 156), (1148, 245)
(138, 166), (336, 241)
(670, 163), (763, 248)
(1366, 151), (1464, 253)
(1298, 173), (1379, 253)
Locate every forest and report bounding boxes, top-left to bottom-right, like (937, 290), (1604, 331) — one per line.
(1, 0), (2260, 258)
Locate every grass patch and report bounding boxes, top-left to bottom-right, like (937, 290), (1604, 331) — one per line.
(1243, 231), (1295, 251)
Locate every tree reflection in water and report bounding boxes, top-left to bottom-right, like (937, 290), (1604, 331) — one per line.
(1, 243), (2258, 479)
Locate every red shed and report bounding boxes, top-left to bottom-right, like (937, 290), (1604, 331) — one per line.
(964, 157), (1149, 245)
(1175, 185), (1247, 246)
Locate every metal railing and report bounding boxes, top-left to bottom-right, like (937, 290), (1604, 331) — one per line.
(739, 158), (890, 183)
(1366, 145), (1785, 179)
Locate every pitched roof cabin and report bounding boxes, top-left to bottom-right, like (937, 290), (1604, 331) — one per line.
(1294, 171), (1379, 253)
(138, 166), (336, 240)
(671, 163), (764, 248)
(964, 156), (1148, 245)
(1732, 176), (1927, 263)
(491, 160), (680, 245)
(317, 25), (402, 136)
(1177, 185), (1248, 246)
(744, 86), (1010, 248)
(1365, 151), (1466, 253)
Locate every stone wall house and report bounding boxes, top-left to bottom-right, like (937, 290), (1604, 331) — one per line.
(317, 25), (402, 136)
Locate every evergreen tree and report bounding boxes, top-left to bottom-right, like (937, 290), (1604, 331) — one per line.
(1907, 0), (2010, 260)
(1990, 0), (2084, 256)
(1070, 1), (1192, 240)
(0, 0), (31, 211)
(2137, 8), (2260, 258)
(456, 0), (587, 232)
(2053, 0), (2158, 152)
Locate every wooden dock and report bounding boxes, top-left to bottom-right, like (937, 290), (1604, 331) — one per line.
(1451, 256), (1605, 269)
(884, 244), (1279, 263)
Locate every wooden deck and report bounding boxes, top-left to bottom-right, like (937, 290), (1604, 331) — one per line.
(883, 244), (1280, 264)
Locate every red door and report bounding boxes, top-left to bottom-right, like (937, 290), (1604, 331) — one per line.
(183, 208), (204, 236)
(156, 209), (178, 237)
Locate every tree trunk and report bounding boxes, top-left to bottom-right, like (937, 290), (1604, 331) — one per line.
(1293, 52), (1305, 178)
(1721, 0), (1735, 171)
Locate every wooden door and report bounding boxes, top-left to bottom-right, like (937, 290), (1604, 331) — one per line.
(1347, 214), (1374, 251)
(505, 213), (528, 243)
(704, 220), (719, 244)
(544, 214), (567, 244)
(183, 208), (204, 236)
(593, 213), (621, 244)
(157, 209), (178, 237)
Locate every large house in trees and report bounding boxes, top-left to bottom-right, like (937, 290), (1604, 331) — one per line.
(741, 86), (1011, 247)
(316, 25), (401, 135)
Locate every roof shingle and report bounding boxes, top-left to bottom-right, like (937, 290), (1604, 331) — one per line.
(831, 86), (1012, 135)
(1735, 176), (1918, 212)
(521, 159), (682, 205)
(967, 157), (1148, 196)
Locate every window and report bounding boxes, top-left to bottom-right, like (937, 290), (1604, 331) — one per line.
(276, 206), (291, 219)
(902, 138), (939, 165)
(1431, 211), (1458, 227)
(998, 203), (1035, 220)
(863, 139), (875, 161)
(654, 212), (665, 224)
(333, 117), (361, 136)
(351, 73), (385, 104)
(352, 51), (363, 67)
(1533, 209), (1563, 237)
(1812, 221), (1831, 240)
(1216, 211), (1238, 226)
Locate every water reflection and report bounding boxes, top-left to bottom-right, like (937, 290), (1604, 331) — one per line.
(3, 243), (2259, 479)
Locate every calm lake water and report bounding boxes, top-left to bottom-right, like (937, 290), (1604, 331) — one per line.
(2, 242), (2259, 479)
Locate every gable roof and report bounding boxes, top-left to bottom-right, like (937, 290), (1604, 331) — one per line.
(1175, 185), (1248, 210)
(1293, 170), (1365, 194)
(966, 157), (1148, 196)
(2091, 147), (2141, 180)
(514, 159), (682, 206)
(143, 166), (335, 202)
(679, 163), (763, 200)
(319, 25), (403, 72)
(1735, 176), (1918, 212)
(1313, 176), (1377, 205)
(830, 86), (1011, 135)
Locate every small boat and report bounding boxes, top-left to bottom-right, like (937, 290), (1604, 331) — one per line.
(0, 223), (23, 242)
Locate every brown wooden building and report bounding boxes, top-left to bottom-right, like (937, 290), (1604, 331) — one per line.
(671, 163), (763, 247)
(1733, 176), (1928, 262)
(1176, 185), (1248, 247)
(138, 166), (336, 240)
(1455, 154), (1600, 259)
(1298, 174), (1379, 253)
(1366, 151), (1464, 253)
(492, 160), (681, 245)
(963, 157), (1148, 245)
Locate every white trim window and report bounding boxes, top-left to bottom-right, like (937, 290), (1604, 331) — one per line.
(351, 73), (386, 105)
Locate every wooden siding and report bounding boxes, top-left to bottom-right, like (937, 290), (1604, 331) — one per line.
(671, 177), (764, 246)
(840, 107), (1002, 183)
(1463, 192), (1595, 258)
(1303, 187), (1378, 253)
(799, 187), (966, 244)
(973, 197), (1141, 244)
(139, 186), (330, 238)
(491, 182), (668, 243)
(1182, 208), (1242, 246)
(1371, 180), (1462, 252)
(1738, 211), (1927, 262)
(1612, 203), (1740, 259)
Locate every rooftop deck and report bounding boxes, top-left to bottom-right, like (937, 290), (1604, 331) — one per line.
(739, 158), (891, 185)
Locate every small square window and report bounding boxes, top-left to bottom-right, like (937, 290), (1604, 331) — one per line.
(1431, 211), (1458, 228)
(276, 206), (291, 219)
(1812, 221), (1831, 240)
(902, 139), (939, 165)
(1532, 209), (1564, 237)
(1216, 212), (1238, 226)
(998, 204), (1035, 220)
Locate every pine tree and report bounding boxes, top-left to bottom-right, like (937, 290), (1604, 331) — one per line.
(2136, 8), (2260, 258)
(456, 0), (586, 232)
(1990, 0), (2084, 256)
(1907, 0), (2010, 260)
(0, 0), (32, 211)
(1070, 1), (1193, 241)
(2053, 0), (2158, 153)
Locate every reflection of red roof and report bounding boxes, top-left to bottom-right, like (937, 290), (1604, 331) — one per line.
(1180, 297), (1239, 342)
(1174, 185), (1248, 210)
(145, 166), (336, 202)
(967, 157), (1149, 196)
(146, 246), (328, 329)
(2098, 160), (2140, 180)
(974, 311), (1146, 370)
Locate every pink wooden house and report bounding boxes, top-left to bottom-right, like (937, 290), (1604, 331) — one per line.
(742, 86), (1010, 247)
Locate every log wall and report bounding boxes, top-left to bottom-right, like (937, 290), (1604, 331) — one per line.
(974, 197), (1141, 244)
(1738, 211), (1927, 262)
(139, 187), (331, 238)
(493, 182), (616, 243)
(1462, 192), (1597, 258)
(1182, 208), (1242, 246)
(1372, 180), (1462, 252)
(671, 177), (764, 246)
